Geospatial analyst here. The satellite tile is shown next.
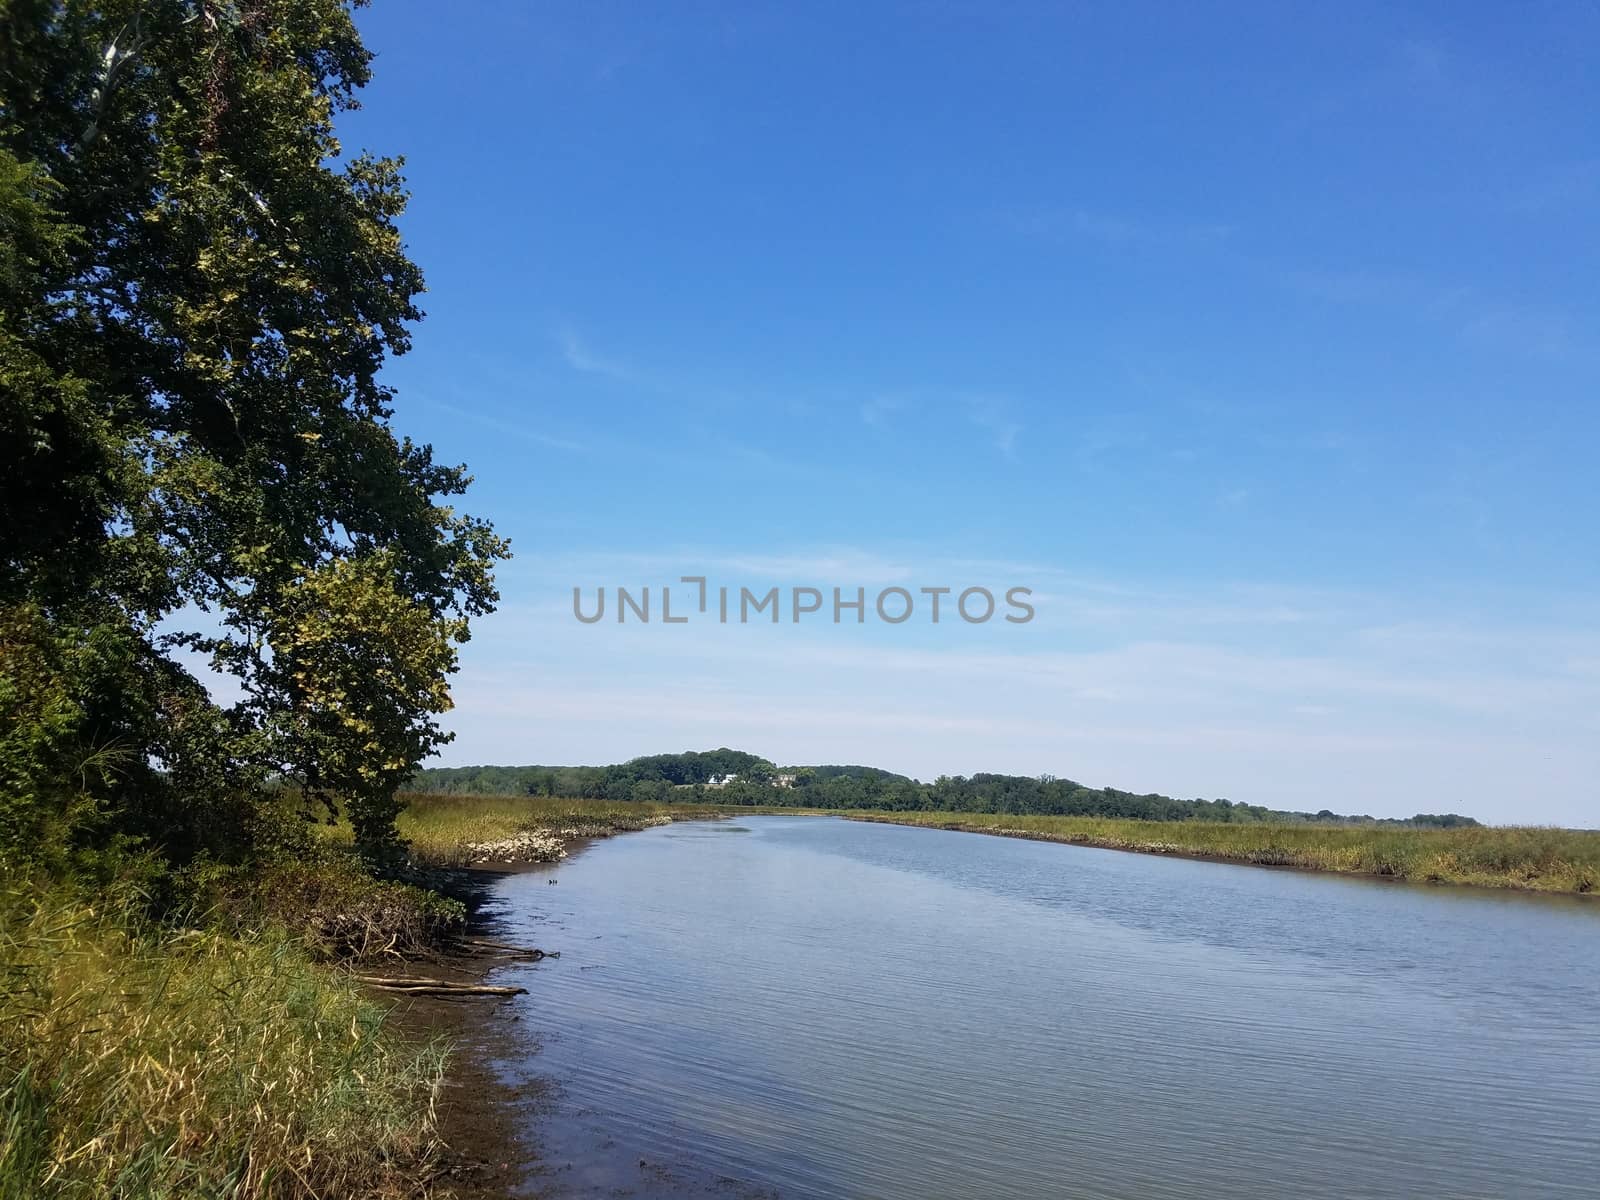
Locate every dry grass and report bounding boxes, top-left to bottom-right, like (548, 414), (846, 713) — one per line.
(314, 793), (722, 866)
(0, 880), (445, 1200)
(848, 812), (1600, 894)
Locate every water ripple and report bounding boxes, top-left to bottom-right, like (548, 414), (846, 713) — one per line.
(493, 816), (1600, 1200)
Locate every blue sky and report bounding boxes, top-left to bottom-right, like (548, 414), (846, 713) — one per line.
(338, 2), (1598, 824)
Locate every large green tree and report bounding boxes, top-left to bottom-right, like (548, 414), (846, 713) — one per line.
(0, 0), (507, 862)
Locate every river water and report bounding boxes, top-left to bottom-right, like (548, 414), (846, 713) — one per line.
(487, 815), (1598, 1199)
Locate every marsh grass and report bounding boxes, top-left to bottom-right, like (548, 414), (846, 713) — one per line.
(312, 793), (724, 865)
(0, 881), (444, 1200)
(848, 812), (1600, 893)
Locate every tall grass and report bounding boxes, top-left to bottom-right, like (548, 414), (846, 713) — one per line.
(848, 812), (1600, 894)
(314, 793), (723, 865)
(0, 881), (444, 1200)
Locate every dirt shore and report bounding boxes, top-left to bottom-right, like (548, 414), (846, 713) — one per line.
(372, 863), (556, 1199)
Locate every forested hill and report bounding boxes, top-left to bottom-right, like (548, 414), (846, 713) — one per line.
(410, 751), (1478, 828)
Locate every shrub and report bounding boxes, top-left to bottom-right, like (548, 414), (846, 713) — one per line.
(191, 854), (466, 962)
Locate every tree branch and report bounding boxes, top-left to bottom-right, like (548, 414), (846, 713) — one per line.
(72, 11), (149, 160)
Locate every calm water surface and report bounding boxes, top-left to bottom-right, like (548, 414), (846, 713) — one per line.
(488, 816), (1599, 1200)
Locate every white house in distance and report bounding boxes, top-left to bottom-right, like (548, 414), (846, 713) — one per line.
(707, 773), (739, 788)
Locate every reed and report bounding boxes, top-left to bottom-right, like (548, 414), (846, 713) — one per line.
(0, 881), (444, 1200)
(847, 812), (1600, 894)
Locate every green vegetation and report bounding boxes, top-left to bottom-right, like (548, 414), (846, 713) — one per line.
(2, 0), (506, 872)
(0, 5), (512, 1194)
(414, 749), (1479, 828)
(0, 883), (444, 1200)
(848, 812), (1600, 894)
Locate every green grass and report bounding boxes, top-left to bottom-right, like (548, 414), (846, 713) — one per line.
(847, 812), (1600, 894)
(0, 880), (444, 1200)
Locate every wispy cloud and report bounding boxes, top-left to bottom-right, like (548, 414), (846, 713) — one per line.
(433, 544), (1600, 823)
(1288, 35), (1477, 133)
(861, 393), (911, 429)
(557, 326), (636, 381)
(1010, 204), (1589, 365)
(534, 545), (922, 586)
(421, 397), (588, 453)
(1460, 305), (1581, 361)
(966, 397), (1022, 457)
(1271, 263), (1590, 363)
(445, 614), (1600, 822)
(1276, 264), (1471, 315)
(1256, 431), (1353, 454)
(1005, 206), (1235, 251)
(1397, 38), (1450, 94)
(1507, 160), (1600, 215)
(1070, 423), (1148, 474)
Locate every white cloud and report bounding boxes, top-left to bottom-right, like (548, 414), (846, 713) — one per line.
(434, 547), (1600, 826)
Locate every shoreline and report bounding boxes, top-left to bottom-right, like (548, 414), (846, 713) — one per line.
(372, 864), (547, 1199)
(843, 812), (1600, 898)
(382, 813), (725, 1198)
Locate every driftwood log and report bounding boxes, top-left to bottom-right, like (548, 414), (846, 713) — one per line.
(462, 938), (557, 959)
(351, 974), (527, 996)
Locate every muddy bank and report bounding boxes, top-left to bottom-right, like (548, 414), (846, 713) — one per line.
(373, 866), (550, 1198)
(378, 817), (724, 1198)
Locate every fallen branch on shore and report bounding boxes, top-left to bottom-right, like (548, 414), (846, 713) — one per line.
(462, 938), (557, 959)
(351, 975), (528, 996)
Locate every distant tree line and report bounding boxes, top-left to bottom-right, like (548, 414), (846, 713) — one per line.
(411, 751), (1479, 827)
